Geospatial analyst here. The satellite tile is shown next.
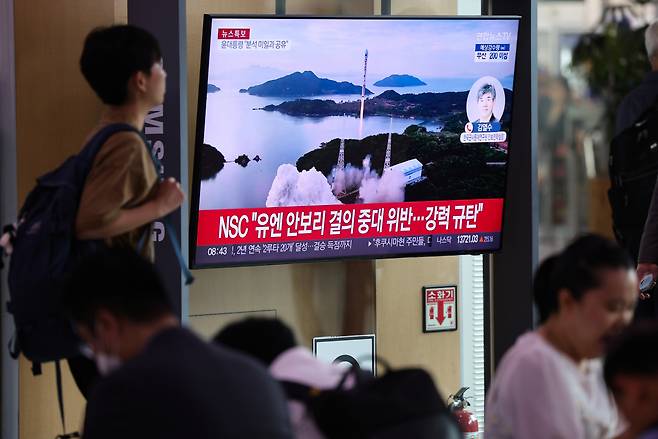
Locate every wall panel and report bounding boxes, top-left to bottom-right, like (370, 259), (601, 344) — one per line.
(376, 256), (461, 396)
(14, 1), (126, 437)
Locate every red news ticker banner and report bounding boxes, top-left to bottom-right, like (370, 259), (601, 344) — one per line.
(218, 28), (250, 39)
(197, 199), (504, 246)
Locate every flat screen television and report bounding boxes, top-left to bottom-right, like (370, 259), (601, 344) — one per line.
(190, 15), (520, 268)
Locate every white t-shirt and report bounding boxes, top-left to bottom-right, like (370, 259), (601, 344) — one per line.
(485, 332), (623, 439)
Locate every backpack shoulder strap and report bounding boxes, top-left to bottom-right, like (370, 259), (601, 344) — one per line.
(78, 123), (141, 163)
(83, 123), (195, 285)
(55, 360), (80, 438)
(135, 132), (195, 285)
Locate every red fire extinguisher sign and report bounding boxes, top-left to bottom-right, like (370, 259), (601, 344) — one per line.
(423, 285), (457, 332)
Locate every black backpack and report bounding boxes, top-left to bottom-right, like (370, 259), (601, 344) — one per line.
(609, 103), (658, 258)
(4, 122), (194, 370)
(280, 365), (462, 439)
(3, 123), (194, 439)
(5, 123), (142, 366)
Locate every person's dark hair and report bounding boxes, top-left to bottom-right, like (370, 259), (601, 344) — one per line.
(213, 318), (297, 366)
(604, 322), (658, 388)
(80, 25), (162, 105)
(63, 247), (173, 330)
(538, 234), (633, 320)
(533, 255), (559, 324)
(477, 83), (496, 100)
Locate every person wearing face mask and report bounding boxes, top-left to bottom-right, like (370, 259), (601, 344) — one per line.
(485, 234), (638, 439)
(63, 248), (293, 439)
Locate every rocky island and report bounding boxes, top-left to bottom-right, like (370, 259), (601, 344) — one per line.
(374, 74), (426, 87)
(235, 154), (251, 167)
(199, 143), (225, 180)
(262, 90), (468, 119)
(243, 71), (373, 97)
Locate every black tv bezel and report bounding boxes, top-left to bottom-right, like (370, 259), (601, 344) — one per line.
(190, 13), (521, 270)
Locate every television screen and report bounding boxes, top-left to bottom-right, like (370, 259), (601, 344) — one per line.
(190, 15), (520, 268)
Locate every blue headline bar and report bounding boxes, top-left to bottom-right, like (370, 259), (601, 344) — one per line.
(475, 44), (511, 51)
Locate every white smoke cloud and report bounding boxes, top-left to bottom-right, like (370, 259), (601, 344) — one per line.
(331, 156), (406, 203)
(358, 157), (406, 203)
(331, 157), (376, 195)
(266, 164), (341, 207)
(359, 167), (406, 203)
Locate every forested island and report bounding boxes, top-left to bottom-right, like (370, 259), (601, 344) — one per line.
(374, 74), (426, 87)
(241, 71), (372, 97)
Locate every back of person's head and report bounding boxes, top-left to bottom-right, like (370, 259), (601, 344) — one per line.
(533, 254), (559, 324)
(538, 234), (633, 319)
(646, 21), (658, 60)
(604, 322), (658, 430)
(605, 322), (658, 386)
(64, 247), (173, 330)
(213, 318), (297, 366)
(80, 25), (161, 105)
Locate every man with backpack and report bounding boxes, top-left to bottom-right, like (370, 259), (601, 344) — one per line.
(611, 21), (658, 319)
(70, 24), (187, 396)
(64, 248), (293, 439)
(615, 21), (658, 136)
(75, 25), (184, 259)
(0, 25), (187, 403)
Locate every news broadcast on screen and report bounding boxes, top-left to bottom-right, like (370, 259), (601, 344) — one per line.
(190, 16), (520, 268)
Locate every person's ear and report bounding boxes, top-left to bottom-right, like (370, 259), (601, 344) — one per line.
(131, 70), (149, 95)
(95, 309), (120, 339)
(75, 324), (95, 348)
(557, 288), (577, 312)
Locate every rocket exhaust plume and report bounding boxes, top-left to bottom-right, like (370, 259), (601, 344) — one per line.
(329, 156), (406, 203)
(267, 164), (341, 207)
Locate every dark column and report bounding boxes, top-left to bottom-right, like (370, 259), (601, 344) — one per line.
(276, 0), (285, 15)
(488, 0), (538, 370)
(128, 0), (190, 319)
(1, 0), (18, 436)
(381, 0), (391, 15)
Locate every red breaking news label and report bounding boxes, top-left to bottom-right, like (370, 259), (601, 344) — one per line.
(218, 28), (250, 39)
(197, 198), (503, 246)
